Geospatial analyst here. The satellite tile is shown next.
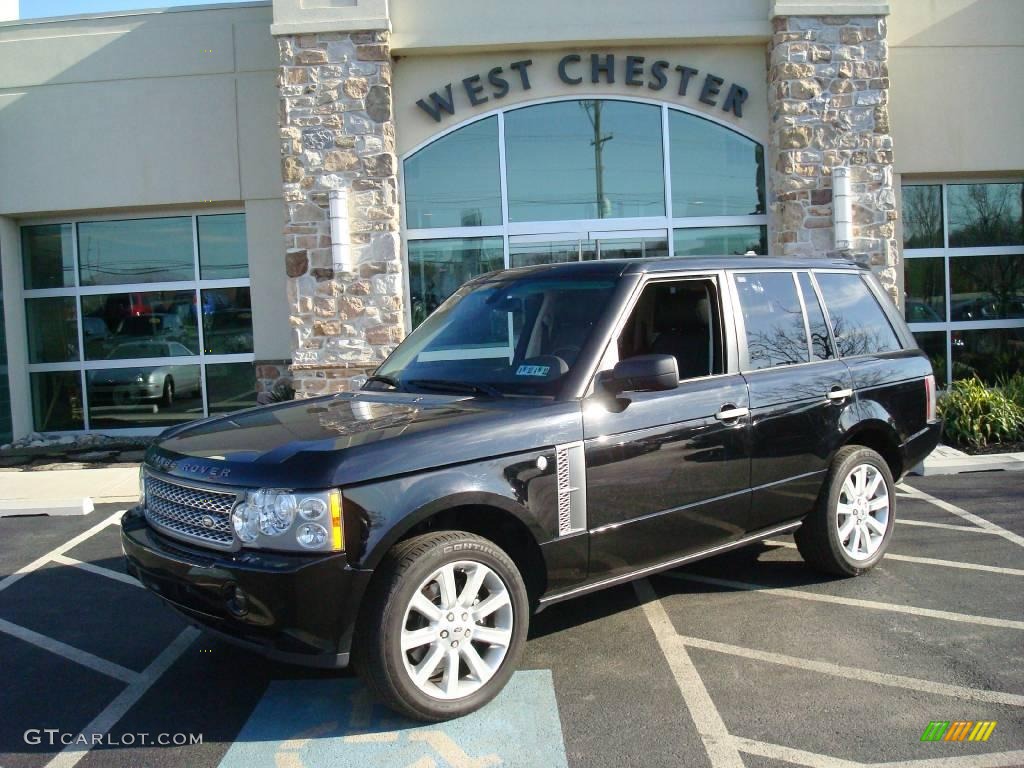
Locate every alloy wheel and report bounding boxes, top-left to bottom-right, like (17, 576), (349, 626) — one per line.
(836, 463), (889, 561)
(399, 560), (514, 700)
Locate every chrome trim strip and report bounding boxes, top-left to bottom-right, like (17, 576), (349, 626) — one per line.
(538, 520), (803, 606)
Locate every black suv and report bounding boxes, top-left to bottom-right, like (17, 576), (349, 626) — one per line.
(122, 257), (940, 721)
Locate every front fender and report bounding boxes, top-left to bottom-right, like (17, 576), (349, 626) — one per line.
(341, 449), (558, 570)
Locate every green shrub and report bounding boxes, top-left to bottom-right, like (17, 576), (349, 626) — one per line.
(938, 377), (1024, 449)
(996, 372), (1024, 409)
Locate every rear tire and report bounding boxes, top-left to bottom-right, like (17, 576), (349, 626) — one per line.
(354, 531), (529, 722)
(795, 445), (895, 577)
(161, 377), (175, 407)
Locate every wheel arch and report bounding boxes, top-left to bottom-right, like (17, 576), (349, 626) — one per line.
(839, 420), (903, 480)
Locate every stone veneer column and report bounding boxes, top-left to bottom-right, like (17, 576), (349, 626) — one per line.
(767, 14), (898, 299)
(278, 31), (402, 397)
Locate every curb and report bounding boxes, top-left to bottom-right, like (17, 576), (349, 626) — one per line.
(911, 451), (1024, 477)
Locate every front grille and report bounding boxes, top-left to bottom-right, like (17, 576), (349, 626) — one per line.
(144, 473), (239, 550)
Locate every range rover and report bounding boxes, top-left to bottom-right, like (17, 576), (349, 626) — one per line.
(122, 257), (941, 721)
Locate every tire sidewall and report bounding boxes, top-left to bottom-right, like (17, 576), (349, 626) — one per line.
(379, 535), (529, 720)
(824, 448), (896, 573)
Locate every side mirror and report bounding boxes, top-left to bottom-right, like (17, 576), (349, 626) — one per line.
(610, 354), (679, 393)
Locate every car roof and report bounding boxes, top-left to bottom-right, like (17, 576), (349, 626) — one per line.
(484, 256), (865, 282)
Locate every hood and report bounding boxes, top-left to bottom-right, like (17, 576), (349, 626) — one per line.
(147, 391), (582, 489)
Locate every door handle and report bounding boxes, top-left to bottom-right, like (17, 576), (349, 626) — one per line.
(826, 387), (853, 402)
(715, 405), (749, 421)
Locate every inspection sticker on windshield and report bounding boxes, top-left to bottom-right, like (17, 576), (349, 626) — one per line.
(516, 364), (550, 377)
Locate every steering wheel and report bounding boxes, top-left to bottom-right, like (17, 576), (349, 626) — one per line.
(551, 346), (580, 362)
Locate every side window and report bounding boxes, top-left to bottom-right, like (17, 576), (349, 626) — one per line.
(617, 278), (723, 380)
(734, 272), (809, 370)
(797, 272), (835, 361)
(814, 272), (902, 357)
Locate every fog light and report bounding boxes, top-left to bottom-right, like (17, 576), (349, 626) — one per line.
(226, 584), (248, 617)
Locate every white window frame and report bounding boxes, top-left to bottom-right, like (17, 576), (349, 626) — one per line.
(398, 96), (768, 334)
(902, 179), (1024, 386)
(20, 210), (254, 434)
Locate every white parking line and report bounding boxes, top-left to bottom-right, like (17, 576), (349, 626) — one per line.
(733, 736), (1024, 768)
(45, 627), (199, 768)
(663, 573), (1024, 630)
(51, 554), (143, 588)
(0, 510), (124, 595)
(634, 578), (745, 768)
(898, 519), (1004, 535)
(899, 483), (1024, 548)
(678, 634), (1024, 707)
(763, 539), (1024, 577)
(0, 616), (140, 684)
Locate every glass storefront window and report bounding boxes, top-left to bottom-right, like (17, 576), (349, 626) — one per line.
(404, 117), (502, 229)
(26, 297), (79, 363)
(673, 226), (767, 256)
(598, 237), (668, 259)
(912, 331), (947, 383)
(206, 362), (257, 414)
(670, 112), (764, 218)
(949, 254), (1024, 321)
(0, 266), (11, 443)
(952, 327), (1024, 383)
(31, 372), (84, 431)
(201, 287), (253, 354)
(947, 183), (1024, 248)
(86, 364), (203, 429)
(408, 238), (504, 328)
(78, 217), (194, 286)
(505, 100), (665, 222)
(509, 240), (596, 268)
(21, 213), (252, 432)
(901, 185), (943, 249)
(198, 214), (249, 279)
(22, 224), (75, 289)
(903, 257), (946, 322)
(80, 290), (199, 360)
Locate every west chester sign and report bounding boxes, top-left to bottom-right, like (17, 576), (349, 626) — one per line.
(414, 53), (750, 122)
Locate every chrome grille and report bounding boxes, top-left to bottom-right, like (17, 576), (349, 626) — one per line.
(144, 473), (239, 550)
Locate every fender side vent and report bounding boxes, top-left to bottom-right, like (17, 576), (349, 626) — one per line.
(555, 441), (587, 536)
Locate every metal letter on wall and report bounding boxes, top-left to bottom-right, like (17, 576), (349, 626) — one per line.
(555, 441), (587, 536)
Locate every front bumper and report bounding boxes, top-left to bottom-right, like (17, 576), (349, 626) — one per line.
(900, 419), (943, 477)
(121, 507), (372, 668)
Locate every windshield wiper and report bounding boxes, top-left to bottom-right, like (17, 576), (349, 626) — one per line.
(405, 379), (504, 398)
(362, 374), (402, 391)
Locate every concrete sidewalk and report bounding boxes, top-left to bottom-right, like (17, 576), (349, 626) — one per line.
(0, 465), (139, 516)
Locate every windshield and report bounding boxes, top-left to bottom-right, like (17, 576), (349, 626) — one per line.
(373, 273), (618, 396)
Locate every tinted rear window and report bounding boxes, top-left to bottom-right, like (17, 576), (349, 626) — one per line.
(814, 272), (901, 357)
(735, 272), (809, 370)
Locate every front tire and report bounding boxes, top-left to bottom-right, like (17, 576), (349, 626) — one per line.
(355, 531), (529, 722)
(795, 445), (895, 577)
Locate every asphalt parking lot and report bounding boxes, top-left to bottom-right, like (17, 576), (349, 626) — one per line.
(1, 471), (1021, 768)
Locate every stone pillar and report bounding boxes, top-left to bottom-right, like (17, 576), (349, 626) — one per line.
(767, 14), (898, 299)
(278, 31), (402, 397)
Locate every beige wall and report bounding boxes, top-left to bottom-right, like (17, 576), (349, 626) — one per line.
(393, 45), (769, 157)
(0, 3), (291, 360)
(889, 0), (1024, 175)
(389, 0), (772, 52)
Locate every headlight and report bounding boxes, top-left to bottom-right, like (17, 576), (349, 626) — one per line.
(231, 488), (343, 553)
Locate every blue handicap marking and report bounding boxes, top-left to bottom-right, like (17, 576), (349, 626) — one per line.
(218, 670), (568, 768)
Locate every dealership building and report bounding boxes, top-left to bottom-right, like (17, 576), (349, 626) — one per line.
(0, 0), (1022, 441)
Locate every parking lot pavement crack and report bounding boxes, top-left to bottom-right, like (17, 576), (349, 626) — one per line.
(633, 578), (746, 768)
(0, 616), (140, 684)
(898, 484), (1024, 549)
(677, 635), (1024, 707)
(664, 573), (1024, 631)
(43, 627), (199, 768)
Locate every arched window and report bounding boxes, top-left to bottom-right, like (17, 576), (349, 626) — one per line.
(402, 98), (767, 327)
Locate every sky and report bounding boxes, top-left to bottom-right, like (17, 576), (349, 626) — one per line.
(18, 0), (255, 21)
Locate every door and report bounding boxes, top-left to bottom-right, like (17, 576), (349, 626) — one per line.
(730, 270), (855, 531)
(583, 275), (752, 580)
